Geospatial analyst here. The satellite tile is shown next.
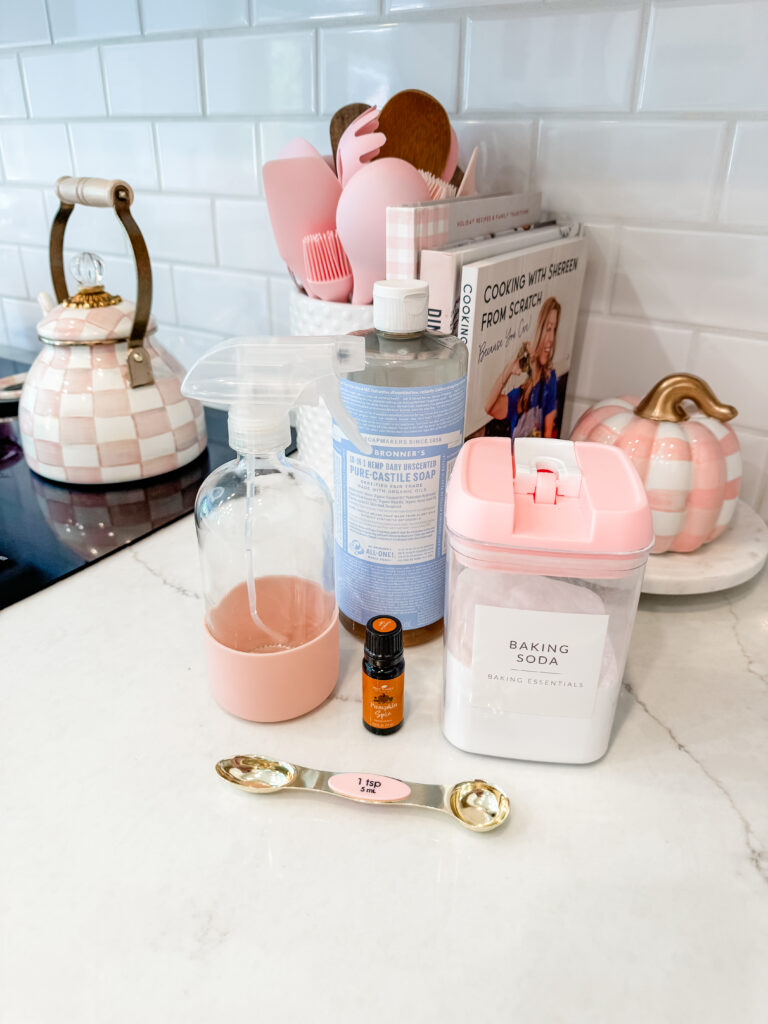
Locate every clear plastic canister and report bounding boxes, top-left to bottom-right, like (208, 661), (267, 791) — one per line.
(443, 542), (647, 764)
(441, 436), (653, 764)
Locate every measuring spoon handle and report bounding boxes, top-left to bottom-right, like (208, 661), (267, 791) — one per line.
(292, 765), (447, 813)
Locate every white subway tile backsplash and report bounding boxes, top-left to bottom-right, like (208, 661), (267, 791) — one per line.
(19, 246), (51, 297)
(254, 0), (378, 20)
(571, 313), (693, 401)
(215, 196), (284, 272)
(734, 430), (768, 507)
(0, 245), (27, 298)
(721, 123), (768, 229)
(2, 297), (40, 352)
(641, 2), (768, 113)
(259, 120), (331, 165)
(215, 200), (284, 274)
(388, 0), (514, 7)
(453, 120), (534, 195)
(22, 48), (106, 117)
(691, 332), (768, 433)
(612, 228), (768, 335)
(159, 325), (225, 370)
(43, 191), (128, 256)
(69, 122), (159, 190)
(0, 58), (27, 118)
(320, 22), (460, 114)
(0, 123), (72, 183)
(103, 39), (201, 116)
(0, 0), (766, 513)
(48, 0), (140, 43)
(465, 8), (642, 112)
(140, 0), (248, 34)
(0, 188), (48, 245)
(537, 120), (726, 222)
(131, 193), (216, 264)
(172, 265), (269, 335)
(102, 256), (176, 325)
(204, 33), (315, 116)
(157, 123), (258, 195)
(580, 224), (616, 314)
(0, 0), (49, 48)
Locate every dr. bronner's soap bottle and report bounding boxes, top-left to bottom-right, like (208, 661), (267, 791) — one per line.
(333, 279), (468, 645)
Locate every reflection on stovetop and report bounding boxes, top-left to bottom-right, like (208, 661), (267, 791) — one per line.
(0, 352), (234, 610)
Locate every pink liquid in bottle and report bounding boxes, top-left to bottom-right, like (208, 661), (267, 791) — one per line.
(207, 575), (336, 653)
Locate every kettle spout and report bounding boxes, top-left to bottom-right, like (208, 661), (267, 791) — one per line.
(37, 291), (55, 314)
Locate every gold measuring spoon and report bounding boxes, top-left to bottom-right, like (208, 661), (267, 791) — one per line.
(216, 755), (510, 833)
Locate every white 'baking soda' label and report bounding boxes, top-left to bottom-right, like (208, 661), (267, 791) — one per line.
(471, 605), (609, 718)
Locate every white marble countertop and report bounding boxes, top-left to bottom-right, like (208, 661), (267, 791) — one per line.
(2, 517), (767, 1023)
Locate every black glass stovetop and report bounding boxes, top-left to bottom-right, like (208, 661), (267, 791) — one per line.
(0, 352), (235, 611)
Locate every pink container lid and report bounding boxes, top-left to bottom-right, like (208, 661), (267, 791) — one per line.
(446, 437), (653, 557)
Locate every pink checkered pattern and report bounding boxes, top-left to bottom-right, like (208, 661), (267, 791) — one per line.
(386, 205), (451, 279)
(37, 299), (157, 344)
(19, 338), (207, 486)
(31, 459), (205, 558)
(571, 397), (742, 554)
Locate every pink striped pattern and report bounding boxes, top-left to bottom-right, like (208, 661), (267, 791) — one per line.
(571, 396), (741, 554)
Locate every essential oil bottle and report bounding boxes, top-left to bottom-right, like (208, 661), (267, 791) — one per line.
(362, 615), (405, 735)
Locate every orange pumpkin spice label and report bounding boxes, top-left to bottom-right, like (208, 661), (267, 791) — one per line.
(362, 671), (404, 730)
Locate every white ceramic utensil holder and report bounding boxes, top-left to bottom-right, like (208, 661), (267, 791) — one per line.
(289, 289), (373, 492)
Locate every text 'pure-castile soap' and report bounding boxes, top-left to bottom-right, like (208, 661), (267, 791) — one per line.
(333, 280), (468, 645)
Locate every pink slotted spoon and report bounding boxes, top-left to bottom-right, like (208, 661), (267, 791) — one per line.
(335, 106), (386, 189)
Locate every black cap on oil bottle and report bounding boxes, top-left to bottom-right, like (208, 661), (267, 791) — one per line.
(364, 615), (404, 661)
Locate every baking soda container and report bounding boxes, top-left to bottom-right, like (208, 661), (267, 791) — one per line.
(333, 279), (468, 645)
(182, 336), (370, 722)
(443, 437), (653, 764)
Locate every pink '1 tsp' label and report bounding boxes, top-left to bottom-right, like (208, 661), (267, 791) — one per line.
(328, 773), (411, 802)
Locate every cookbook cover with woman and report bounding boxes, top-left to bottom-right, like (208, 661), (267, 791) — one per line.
(457, 234), (586, 441)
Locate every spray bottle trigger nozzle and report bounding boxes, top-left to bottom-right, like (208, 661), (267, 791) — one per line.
(318, 379), (372, 455)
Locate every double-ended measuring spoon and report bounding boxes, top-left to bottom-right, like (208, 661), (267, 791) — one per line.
(216, 755), (510, 833)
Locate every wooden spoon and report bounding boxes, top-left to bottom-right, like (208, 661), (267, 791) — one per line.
(377, 89), (451, 178)
(330, 102), (369, 161)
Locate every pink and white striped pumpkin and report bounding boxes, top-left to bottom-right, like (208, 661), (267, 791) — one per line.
(571, 374), (741, 554)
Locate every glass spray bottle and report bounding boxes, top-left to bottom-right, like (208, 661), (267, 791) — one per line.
(181, 336), (370, 722)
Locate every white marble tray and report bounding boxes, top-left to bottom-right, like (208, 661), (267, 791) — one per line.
(642, 499), (768, 594)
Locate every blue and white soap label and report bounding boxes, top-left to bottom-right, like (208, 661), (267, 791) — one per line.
(333, 378), (466, 630)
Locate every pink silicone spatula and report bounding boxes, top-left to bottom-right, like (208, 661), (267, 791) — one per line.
(336, 157), (430, 305)
(263, 156), (342, 292)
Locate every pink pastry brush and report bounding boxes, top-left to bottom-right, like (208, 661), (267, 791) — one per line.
(302, 229), (353, 303)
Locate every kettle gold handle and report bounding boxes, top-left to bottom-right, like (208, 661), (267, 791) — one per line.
(49, 177), (153, 387)
(634, 373), (737, 423)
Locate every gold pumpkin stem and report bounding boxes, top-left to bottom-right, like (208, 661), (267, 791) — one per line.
(634, 373), (738, 423)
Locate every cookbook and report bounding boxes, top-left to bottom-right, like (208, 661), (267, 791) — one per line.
(458, 233), (587, 440)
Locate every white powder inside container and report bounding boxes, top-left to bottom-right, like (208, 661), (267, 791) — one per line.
(443, 570), (621, 763)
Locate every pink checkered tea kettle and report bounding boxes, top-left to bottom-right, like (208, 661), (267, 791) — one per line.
(18, 176), (207, 485)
